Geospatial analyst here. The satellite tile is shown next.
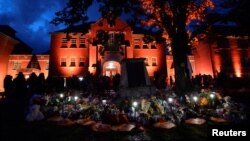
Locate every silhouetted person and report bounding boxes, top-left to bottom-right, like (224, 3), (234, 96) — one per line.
(3, 75), (13, 100)
(13, 72), (28, 122)
(170, 76), (174, 87)
(37, 73), (46, 95)
(27, 72), (38, 96)
(112, 73), (120, 92)
(217, 69), (227, 88)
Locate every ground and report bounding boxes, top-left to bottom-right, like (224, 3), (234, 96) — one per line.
(0, 90), (249, 141)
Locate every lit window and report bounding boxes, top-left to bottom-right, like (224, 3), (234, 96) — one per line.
(70, 38), (77, 48)
(61, 38), (67, 48)
(30, 62), (38, 68)
(109, 23), (114, 28)
(80, 38), (86, 48)
(46, 62), (49, 70)
(152, 57), (157, 66)
(70, 58), (76, 66)
(109, 33), (115, 47)
(60, 58), (67, 67)
(79, 57), (85, 67)
(151, 41), (157, 49)
(143, 44), (148, 49)
(134, 39), (140, 49)
(144, 58), (149, 66)
(12, 61), (21, 70)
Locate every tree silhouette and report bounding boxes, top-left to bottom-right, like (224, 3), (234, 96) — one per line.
(51, 0), (238, 95)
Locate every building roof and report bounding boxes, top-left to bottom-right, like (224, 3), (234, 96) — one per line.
(11, 40), (33, 54)
(0, 25), (16, 37)
(0, 25), (33, 54)
(27, 55), (41, 70)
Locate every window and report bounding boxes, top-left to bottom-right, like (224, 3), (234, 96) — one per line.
(61, 38), (67, 48)
(79, 57), (85, 67)
(143, 44), (148, 49)
(12, 61), (21, 70)
(108, 33), (115, 47)
(80, 38), (86, 48)
(70, 38), (77, 48)
(60, 58), (66, 67)
(151, 41), (157, 49)
(134, 39), (140, 49)
(144, 57), (149, 66)
(30, 62), (38, 68)
(70, 58), (76, 66)
(109, 23), (114, 28)
(46, 62), (49, 70)
(152, 57), (157, 66)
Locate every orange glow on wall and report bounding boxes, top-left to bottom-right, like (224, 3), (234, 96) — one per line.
(193, 42), (213, 76)
(50, 18), (166, 78)
(232, 56), (242, 77)
(230, 38), (242, 77)
(213, 52), (221, 74)
(0, 33), (18, 92)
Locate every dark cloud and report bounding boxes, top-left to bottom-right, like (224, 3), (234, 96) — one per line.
(0, 0), (101, 53)
(0, 0), (67, 53)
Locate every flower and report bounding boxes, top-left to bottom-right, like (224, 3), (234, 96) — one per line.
(199, 97), (209, 106)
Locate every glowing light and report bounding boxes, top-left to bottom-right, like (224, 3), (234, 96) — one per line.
(102, 99), (107, 105)
(132, 101), (138, 107)
(25, 75), (30, 79)
(168, 98), (173, 103)
(209, 93), (215, 99)
(106, 62), (115, 69)
(78, 77), (83, 81)
(59, 94), (64, 98)
(193, 96), (198, 102)
(74, 96), (78, 101)
(235, 72), (241, 78)
(231, 42), (242, 77)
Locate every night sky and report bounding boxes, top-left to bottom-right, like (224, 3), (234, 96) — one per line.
(0, 0), (101, 54)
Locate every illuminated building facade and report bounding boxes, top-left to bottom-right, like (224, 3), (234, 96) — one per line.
(0, 25), (49, 92)
(1, 21), (250, 92)
(49, 18), (166, 78)
(167, 28), (250, 80)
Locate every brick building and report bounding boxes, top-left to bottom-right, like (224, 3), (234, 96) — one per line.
(1, 19), (250, 92)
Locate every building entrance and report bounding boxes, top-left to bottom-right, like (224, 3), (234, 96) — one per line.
(103, 61), (120, 77)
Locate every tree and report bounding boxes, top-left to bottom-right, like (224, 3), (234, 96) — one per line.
(51, 0), (237, 95)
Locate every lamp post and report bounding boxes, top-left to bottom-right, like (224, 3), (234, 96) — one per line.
(132, 101), (138, 120)
(210, 93), (215, 107)
(59, 93), (64, 115)
(78, 77), (83, 94)
(74, 96), (79, 110)
(192, 96), (199, 110)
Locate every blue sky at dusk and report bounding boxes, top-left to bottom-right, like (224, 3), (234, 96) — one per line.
(0, 0), (101, 53)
